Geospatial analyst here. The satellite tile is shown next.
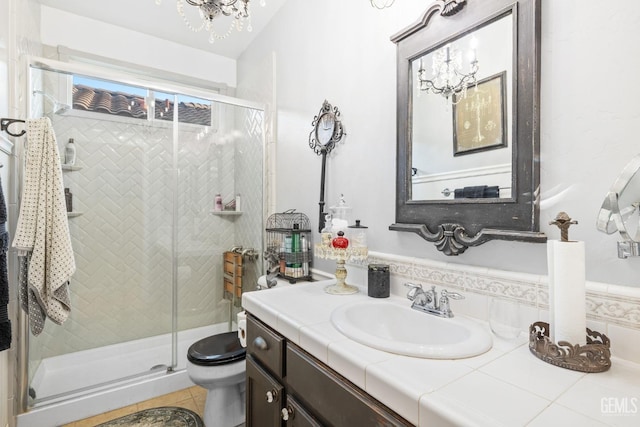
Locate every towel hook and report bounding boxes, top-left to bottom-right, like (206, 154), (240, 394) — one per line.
(0, 118), (26, 137)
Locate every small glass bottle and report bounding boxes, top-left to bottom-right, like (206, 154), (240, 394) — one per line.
(329, 194), (352, 234)
(331, 231), (349, 249)
(321, 213), (333, 247)
(347, 219), (368, 248)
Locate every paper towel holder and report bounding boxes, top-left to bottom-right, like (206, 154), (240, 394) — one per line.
(549, 211), (577, 242)
(528, 321), (611, 373)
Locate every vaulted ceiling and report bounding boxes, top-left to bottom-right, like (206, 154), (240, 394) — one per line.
(37, 0), (289, 59)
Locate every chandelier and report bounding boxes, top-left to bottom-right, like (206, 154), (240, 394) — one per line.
(417, 42), (479, 103)
(156, 0), (265, 43)
(370, 0), (395, 8)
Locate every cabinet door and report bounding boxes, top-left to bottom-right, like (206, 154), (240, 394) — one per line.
(286, 344), (412, 427)
(247, 355), (284, 427)
(284, 395), (323, 427)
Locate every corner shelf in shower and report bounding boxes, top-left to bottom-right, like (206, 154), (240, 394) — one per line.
(210, 211), (243, 217)
(62, 165), (82, 218)
(61, 164), (82, 172)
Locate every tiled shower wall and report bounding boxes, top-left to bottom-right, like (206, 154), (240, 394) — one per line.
(233, 105), (266, 295)
(27, 106), (263, 361)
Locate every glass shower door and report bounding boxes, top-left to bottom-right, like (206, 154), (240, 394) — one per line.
(173, 94), (265, 367)
(26, 68), (176, 403)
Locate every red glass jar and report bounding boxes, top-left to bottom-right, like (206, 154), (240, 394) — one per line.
(332, 231), (349, 249)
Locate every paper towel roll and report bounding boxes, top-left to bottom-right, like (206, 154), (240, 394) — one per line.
(547, 240), (586, 345)
(237, 311), (247, 347)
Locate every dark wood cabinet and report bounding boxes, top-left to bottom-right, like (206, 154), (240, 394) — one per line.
(246, 314), (413, 427)
(246, 356), (284, 427)
(284, 396), (323, 427)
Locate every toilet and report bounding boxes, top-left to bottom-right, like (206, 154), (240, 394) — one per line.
(186, 331), (246, 427)
(186, 276), (295, 426)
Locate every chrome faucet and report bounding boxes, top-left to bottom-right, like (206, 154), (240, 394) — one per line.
(404, 283), (464, 318)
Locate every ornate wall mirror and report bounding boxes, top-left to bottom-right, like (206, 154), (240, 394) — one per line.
(309, 100), (345, 232)
(390, 0), (546, 255)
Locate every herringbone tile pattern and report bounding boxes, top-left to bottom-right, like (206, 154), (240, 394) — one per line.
(27, 103), (264, 391)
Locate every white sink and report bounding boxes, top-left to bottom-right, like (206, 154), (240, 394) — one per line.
(330, 299), (492, 359)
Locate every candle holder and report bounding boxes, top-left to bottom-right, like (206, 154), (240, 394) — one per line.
(314, 241), (368, 295)
(528, 321), (611, 373)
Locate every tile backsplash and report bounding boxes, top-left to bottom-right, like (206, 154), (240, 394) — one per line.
(349, 251), (640, 365)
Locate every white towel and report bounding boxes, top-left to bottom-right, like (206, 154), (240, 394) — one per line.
(13, 117), (75, 334)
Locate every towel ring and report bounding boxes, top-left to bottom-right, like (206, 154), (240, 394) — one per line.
(0, 118), (26, 137)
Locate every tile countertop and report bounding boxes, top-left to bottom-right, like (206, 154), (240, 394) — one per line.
(242, 279), (640, 427)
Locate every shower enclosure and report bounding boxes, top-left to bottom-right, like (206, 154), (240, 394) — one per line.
(16, 58), (265, 424)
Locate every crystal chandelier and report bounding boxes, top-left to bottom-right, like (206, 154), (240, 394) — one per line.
(157, 0), (265, 43)
(417, 42), (479, 103)
(370, 0), (395, 9)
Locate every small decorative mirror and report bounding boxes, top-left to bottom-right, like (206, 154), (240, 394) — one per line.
(390, 0), (546, 255)
(309, 100), (345, 232)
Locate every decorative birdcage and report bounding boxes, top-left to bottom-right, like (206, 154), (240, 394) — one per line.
(265, 210), (312, 283)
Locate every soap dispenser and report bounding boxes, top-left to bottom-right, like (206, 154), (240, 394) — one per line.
(65, 138), (76, 166)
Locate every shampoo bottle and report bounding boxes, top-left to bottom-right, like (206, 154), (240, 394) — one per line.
(65, 138), (76, 166)
(64, 188), (73, 212)
(301, 234), (309, 277)
(291, 224), (302, 276)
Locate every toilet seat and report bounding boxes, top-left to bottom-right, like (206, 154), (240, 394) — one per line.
(187, 331), (246, 366)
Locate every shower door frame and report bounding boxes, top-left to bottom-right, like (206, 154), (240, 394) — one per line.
(16, 56), (267, 413)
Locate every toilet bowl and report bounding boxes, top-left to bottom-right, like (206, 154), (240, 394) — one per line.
(186, 275), (299, 426)
(186, 331), (246, 427)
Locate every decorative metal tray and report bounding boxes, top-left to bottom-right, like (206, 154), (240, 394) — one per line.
(528, 321), (611, 373)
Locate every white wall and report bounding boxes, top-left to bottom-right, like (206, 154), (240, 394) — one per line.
(238, 0), (640, 288)
(1, 0), (16, 424)
(40, 6), (237, 88)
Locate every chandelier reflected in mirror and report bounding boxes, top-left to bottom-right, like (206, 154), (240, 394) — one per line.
(370, 0), (395, 9)
(156, 0), (266, 43)
(417, 40), (479, 103)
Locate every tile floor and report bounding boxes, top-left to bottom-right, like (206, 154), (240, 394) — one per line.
(62, 386), (207, 426)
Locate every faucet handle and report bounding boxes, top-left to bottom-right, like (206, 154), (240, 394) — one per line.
(441, 289), (464, 300)
(439, 289), (464, 317)
(404, 282), (423, 300)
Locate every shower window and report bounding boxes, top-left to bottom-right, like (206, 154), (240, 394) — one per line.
(72, 76), (149, 119)
(71, 76), (215, 127)
(155, 92), (214, 127)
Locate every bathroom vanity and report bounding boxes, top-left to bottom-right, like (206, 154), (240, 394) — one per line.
(242, 280), (640, 427)
(246, 314), (412, 426)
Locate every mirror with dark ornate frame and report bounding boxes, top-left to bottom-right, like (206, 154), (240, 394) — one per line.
(390, 0), (546, 255)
